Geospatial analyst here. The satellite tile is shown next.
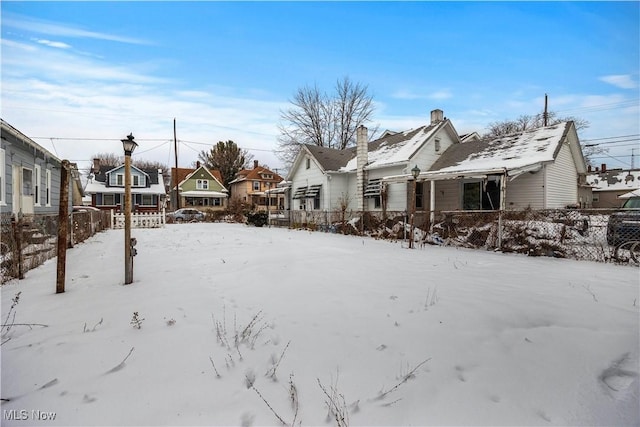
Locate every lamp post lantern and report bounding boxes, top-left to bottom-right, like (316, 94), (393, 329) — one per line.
(122, 133), (138, 284)
(409, 165), (421, 249)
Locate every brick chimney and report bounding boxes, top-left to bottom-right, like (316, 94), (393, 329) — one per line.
(601, 163), (607, 173)
(196, 161), (201, 169)
(254, 160), (259, 169)
(430, 109), (444, 125)
(356, 125), (368, 212)
(92, 158), (100, 173)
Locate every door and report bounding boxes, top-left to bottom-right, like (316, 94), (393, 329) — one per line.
(12, 166), (34, 215)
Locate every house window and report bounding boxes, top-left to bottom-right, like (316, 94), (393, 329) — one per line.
(262, 174), (273, 179)
(462, 179), (501, 210)
(299, 199), (306, 210)
(141, 194), (154, 206)
(374, 196), (381, 208)
(306, 158), (310, 169)
(213, 198), (221, 206)
(116, 174), (124, 186)
(197, 179), (209, 190)
(103, 194), (116, 205)
(22, 168), (33, 196)
(435, 138), (441, 153)
(45, 169), (51, 206)
(132, 175), (140, 187)
(415, 182), (424, 209)
(592, 193), (599, 202)
(34, 164), (41, 206)
(253, 181), (260, 191)
(0, 148), (5, 205)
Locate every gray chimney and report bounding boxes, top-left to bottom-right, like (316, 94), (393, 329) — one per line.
(254, 160), (259, 169)
(430, 109), (444, 125)
(356, 125), (368, 212)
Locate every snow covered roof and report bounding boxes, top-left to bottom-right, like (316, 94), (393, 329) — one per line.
(84, 180), (166, 195)
(295, 120), (452, 174)
(340, 122), (445, 172)
(421, 122), (574, 179)
(585, 169), (640, 192)
(618, 189), (640, 199)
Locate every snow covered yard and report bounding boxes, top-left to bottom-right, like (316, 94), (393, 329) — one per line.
(1, 223), (638, 426)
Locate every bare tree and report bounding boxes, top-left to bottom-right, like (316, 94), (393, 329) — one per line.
(484, 112), (589, 139)
(197, 140), (253, 189)
(89, 154), (167, 173)
(277, 76), (376, 165)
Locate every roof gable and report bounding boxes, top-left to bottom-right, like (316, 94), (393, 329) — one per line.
(179, 166), (227, 191)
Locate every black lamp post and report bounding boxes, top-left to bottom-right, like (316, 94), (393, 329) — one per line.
(409, 165), (421, 249)
(122, 134), (138, 284)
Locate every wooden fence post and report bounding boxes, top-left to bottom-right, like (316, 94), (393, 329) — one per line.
(56, 160), (70, 294)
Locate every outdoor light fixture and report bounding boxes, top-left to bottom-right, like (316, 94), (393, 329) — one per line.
(122, 133), (138, 156)
(411, 164), (421, 179)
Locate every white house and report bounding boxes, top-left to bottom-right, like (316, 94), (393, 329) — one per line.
(401, 121), (590, 215)
(286, 109), (460, 214)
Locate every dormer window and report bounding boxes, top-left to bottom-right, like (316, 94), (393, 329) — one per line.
(262, 173), (273, 179)
(197, 179), (209, 190)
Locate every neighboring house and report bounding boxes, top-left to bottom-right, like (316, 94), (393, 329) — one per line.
(84, 159), (166, 212)
(0, 119), (70, 217)
(286, 109), (460, 213)
(228, 160), (284, 211)
(585, 167), (640, 208)
(170, 163), (228, 211)
(411, 121), (589, 213)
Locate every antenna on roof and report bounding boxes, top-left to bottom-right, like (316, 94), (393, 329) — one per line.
(543, 94), (549, 127)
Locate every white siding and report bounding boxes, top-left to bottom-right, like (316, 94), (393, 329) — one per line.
(545, 142), (578, 208)
(289, 153), (329, 210)
(432, 180), (460, 211)
(505, 171), (545, 210)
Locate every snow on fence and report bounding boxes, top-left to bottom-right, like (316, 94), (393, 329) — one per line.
(111, 210), (166, 229)
(283, 208), (638, 265)
(1, 211), (111, 283)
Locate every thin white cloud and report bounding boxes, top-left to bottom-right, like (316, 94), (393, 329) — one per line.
(35, 39), (71, 49)
(391, 88), (453, 100)
(599, 74), (638, 89)
(3, 12), (150, 45)
(428, 90), (453, 100)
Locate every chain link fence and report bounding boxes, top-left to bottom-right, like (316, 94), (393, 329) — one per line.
(1, 210), (111, 283)
(281, 208), (639, 265)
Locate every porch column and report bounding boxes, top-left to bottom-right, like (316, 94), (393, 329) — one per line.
(430, 180), (436, 231)
(497, 172), (507, 249)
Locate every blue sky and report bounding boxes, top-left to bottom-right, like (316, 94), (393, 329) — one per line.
(1, 1), (639, 173)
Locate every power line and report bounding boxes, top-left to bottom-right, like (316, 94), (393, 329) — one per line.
(581, 134), (640, 142)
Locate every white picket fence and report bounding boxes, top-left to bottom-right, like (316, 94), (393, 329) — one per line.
(111, 209), (166, 229)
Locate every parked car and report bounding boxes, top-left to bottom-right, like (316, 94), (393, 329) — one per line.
(72, 206), (101, 212)
(167, 208), (205, 222)
(606, 196), (640, 246)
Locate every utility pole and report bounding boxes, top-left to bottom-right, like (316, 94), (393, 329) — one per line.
(543, 93), (549, 126)
(56, 160), (70, 294)
(174, 118), (180, 210)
